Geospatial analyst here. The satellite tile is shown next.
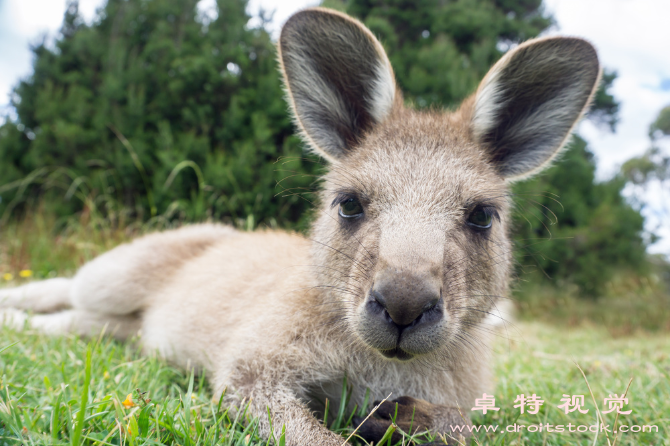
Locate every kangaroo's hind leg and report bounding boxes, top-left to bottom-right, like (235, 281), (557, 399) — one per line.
(0, 278), (72, 313)
(0, 265), (141, 339)
(1, 224), (234, 339)
(68, 223), (235, 316)
(0, 277), (138, 338)
(1, 308), (141, 340)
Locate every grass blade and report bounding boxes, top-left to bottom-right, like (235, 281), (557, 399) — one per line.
(0, 341), (19, 354)
(51, 392), (63, 441)
(71, 345), (92, 446)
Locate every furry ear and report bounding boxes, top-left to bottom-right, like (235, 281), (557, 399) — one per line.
(279, 8), (397, 161)
(471, 37), (601, 180)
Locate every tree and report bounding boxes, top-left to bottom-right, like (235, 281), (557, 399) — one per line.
(621, 105), (670, 247)
(0, 0), (318, 228)
(649, 105), (670, 139)
(512, 137), (647, 295)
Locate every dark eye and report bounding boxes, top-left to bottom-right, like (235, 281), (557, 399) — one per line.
(339, 198), (364, 218)
(467, 206), (494, 229)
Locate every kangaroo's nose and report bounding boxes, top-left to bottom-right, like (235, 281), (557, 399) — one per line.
(367, 270), (442, 328)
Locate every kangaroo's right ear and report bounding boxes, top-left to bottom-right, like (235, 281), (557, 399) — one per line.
(279, 8), (397, 162)
(470, 37), (600, 180)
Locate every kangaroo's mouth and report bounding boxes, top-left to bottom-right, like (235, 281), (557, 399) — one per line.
(379, 346), (413, 361)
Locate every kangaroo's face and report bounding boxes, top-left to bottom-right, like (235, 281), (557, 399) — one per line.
(279, 8), (600, 361)
(313, 114), (512, 360)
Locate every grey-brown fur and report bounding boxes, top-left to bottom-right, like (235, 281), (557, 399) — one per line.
(0, 7), (600, 446)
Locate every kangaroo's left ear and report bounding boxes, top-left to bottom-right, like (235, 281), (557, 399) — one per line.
(278, 7), (397, 162)
(470, 37), (601, 180)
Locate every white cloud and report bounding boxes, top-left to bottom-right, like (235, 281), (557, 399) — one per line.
(3, 0), (68, 37)
(0, 0), (105, 115)
(247, 0), (316, 37)
(543, 0), (670, 255)
(544, 0), (670, 175)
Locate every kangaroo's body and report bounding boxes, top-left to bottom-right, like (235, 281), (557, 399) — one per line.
(0, 7), (601, 445)
(1, 223), (487, 444)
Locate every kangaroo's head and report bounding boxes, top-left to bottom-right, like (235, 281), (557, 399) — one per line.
(279, 8), (600, 362)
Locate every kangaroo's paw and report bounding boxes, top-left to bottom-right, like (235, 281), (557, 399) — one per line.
(353, 396), (466, 445)
(0, 308), (29, 330)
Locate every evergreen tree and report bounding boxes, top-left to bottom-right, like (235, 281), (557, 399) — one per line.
(512, 137), (647, 295)
(0, 0), (316, 228)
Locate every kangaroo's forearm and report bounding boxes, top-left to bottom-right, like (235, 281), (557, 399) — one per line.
(239, 386), (344, 446)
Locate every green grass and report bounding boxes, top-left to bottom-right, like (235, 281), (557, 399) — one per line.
(1, 211), (669, 445)
(1, 321), (668, 445)
(475, 322), (670, 445)
(0, 327), (272, 445)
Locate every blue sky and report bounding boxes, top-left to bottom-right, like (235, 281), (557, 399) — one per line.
(1, 0), (669, 253)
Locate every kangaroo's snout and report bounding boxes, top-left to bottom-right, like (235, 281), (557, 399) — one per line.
(359, 268), (446, 360)
(369, 269), (442, 327)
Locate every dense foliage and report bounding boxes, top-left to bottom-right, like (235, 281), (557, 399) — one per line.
(0, 0), (317, 229)
(512, 137), (647, 295)
(0, 0), (650, 295)
(621, 105), (670, 256)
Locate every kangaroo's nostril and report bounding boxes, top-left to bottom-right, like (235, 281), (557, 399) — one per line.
(366, 297), (385, 314)
(370, 289), (387, 308)
(422, 297), (439, 313)
(409, 312), (423, 327)
(367, 268), (444, 329)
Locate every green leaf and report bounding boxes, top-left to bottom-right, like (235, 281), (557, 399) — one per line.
(138, 404), (152, 437)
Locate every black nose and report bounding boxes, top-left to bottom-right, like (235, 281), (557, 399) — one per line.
(367, 272), (442, 330)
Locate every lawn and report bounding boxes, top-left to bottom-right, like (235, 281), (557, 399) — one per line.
(1, 316), (668, 445)
(1, 213), (669, 445)
(480, 322), (669, 445)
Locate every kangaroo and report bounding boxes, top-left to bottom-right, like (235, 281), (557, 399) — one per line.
(0, 7), (600, 446)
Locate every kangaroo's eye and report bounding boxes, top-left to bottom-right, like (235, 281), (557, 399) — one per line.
(339, 198), (364, 218)
(467, 206), (494, 229)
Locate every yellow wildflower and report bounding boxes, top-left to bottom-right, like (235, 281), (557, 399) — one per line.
(19, 270), (33, 278)
(2, 273), (12, 281)
(103, 371), (110, 379)
(122, 393), (135, 408)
